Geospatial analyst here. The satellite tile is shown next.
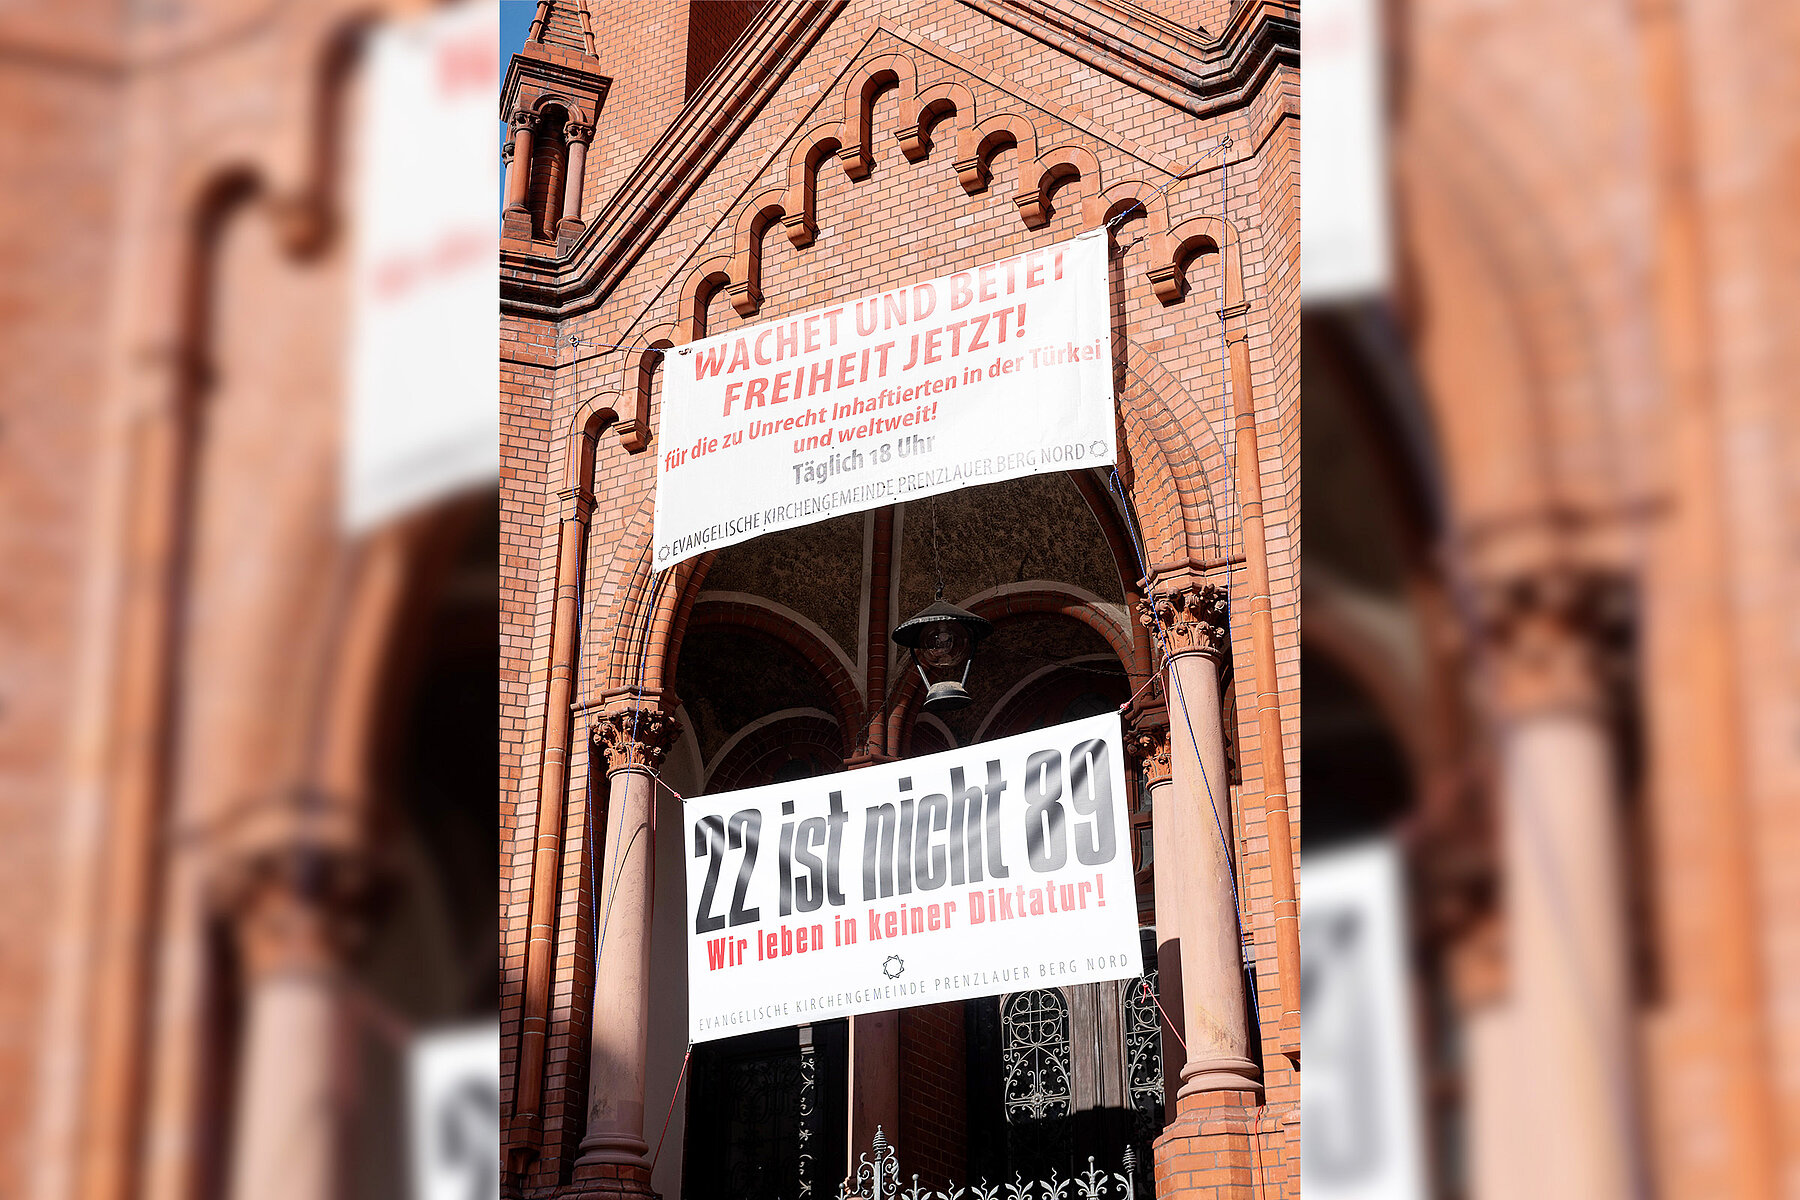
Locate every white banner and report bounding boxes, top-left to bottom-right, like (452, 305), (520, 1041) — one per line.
(654, 230), (1116, 568)
(344, 0), (499, 532)
(1301, 0), (1390, 300)
(684, 713), (1142, 1042)
(407, 1022), (499, 1200)
(1301, 839), (1427, 1200)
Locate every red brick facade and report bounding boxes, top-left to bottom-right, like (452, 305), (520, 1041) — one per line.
(499, 2), (1299, 1198)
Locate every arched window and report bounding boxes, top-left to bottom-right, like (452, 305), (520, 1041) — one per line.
(1000, 989), (1072, 1123)
(526, 106), (568, 239)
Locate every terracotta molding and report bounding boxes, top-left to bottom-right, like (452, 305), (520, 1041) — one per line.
(956, 0), (1298, 118)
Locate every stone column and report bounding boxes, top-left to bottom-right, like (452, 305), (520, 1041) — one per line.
(1470, 570), (1637, 1200)
(1127, 719), (1184, 1117)
(1142, 583), (1258, 1200)
(501, 110), (537, 241)
(217, 818), (368, 1200)
(1143, 584), (1259, 1103)
(573, 703), (680, 1200)
(557, 122), (594, 254)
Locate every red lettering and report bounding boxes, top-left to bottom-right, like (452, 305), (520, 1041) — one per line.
(950, 272), (974, 309)
(1025, 250), (1046, 288)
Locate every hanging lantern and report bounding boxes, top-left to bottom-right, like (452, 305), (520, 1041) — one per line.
(892, 599), (993, 712)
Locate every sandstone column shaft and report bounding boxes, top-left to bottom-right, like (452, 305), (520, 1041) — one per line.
(1143, 585), (1259, 1102)
(575, 704), (676, 1185)
(580, 764), (658, 1166)
(561, 133), (589, 227)
(503, 114), (535, 213)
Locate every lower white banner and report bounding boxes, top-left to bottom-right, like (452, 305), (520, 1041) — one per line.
(683, 712), (1142, 1042)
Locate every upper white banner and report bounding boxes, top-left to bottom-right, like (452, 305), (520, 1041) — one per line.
(653, 230), (1116, 568)
(344, 1), (499, 532)
(683, 712), (1143, 1043)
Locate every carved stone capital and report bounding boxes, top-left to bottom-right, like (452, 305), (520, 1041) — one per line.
(1127, 724), (1172, 788)
(592, 706), (680, 774)
(209, 808), (374, 979)
(564, 120), (595, 144)
(1140, 583), (1229, 661)
(1472, 566), (1631, 718)
(509, 108), (539, 133)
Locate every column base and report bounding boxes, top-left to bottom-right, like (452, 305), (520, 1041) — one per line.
(1153, 1092), (1291, 1200)
(502, 207), (534, 242)
(1176, 1053), (1263, 1099)
(566, 1161), (658, 1200)
(556, 217), (586, 255)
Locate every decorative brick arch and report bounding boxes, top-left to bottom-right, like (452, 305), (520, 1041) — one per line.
(1147, 213), (1243, 307)
(782, 122), (843, 247)
(957, 111), (1039, 198)
(563, 391), (620, 491)
(611, 323), (676, 452)
(675, 255), (732, 342)
(834, 52), (917, 179)
(1083, 177), (1172, 237)
(1021, 143), (1101, 229)
(729, 189), (789, 316)
(896, 79), (976, 162)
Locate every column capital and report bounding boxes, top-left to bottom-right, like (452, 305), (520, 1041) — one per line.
(1139, 582), (1229, 662)
(1126, 723), (1172, 787)
(509, 108), (540, 132)
(564, 120), (595, 145)
(592, 705), (680, 775)
(1472, 565), (1631, 718)
(208, 802), (373, 980)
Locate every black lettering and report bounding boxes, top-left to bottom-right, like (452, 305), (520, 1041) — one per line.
(1023, 749), (1067, 871)
(915, 793), (949, 890)
(727, 809), (761, 926)
(793, 817), (828, 912)
(1068, 739), (1116, 865)
(693, 815), (727, 934)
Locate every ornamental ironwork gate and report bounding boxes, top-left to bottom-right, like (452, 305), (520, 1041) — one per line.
(839, 1126), (1144, 1200)
(683, 1022), (848, 1200)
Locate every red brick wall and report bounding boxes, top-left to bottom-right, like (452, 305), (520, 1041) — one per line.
(0, 3), (121, 1191)
(898, 1003), (968, 1186)
(684, 1), (766, 99)
(501, 0), (1303, 1192)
